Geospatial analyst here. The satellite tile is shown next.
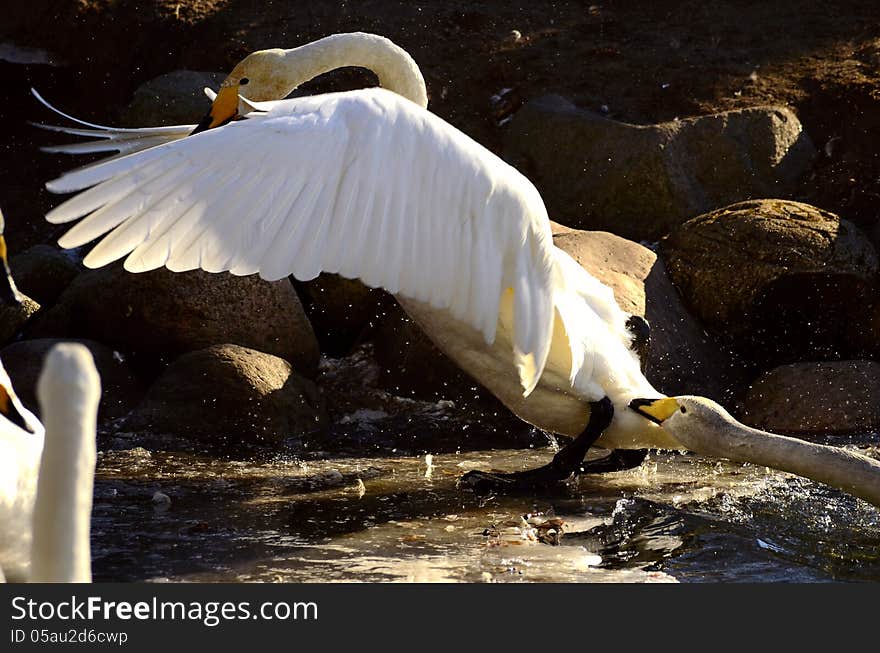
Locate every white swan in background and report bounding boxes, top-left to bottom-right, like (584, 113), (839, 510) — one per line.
(32, 32), (880, 505)
(0, 359), (44, 582)
(0, 344), (100, 582)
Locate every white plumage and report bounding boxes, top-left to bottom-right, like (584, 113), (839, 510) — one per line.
(31, 34), (880, 512)
(0, 343), (99, 582)
(37, 80), (648, 419)
(33, 32), (880, 508)
(34, 33), (665, 451)
(0, 363), (43, 582)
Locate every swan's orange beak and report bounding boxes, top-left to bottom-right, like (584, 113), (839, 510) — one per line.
(192, 85), (240, 134)
(0, 209), (22, 307)
(0, 384), (32, 433)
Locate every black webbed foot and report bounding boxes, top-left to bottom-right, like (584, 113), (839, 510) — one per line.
(459, 397), (615, 494)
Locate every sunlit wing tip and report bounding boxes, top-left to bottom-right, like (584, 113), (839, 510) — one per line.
(55, 232), (77, 248)
(480, 322), (497, 346)
(45, 177), (71, 195)
(81, 246), (121, 270)
(39, 141), (115, 155)
(122, 255), (158, 274)
(32, 86), (191, 133)
(29, 121), (111, 138)
(31, 87), (113, 130)
(515, 350), (540, 397)
(46, 206), (75, 225)
(30, 87), (51, 107)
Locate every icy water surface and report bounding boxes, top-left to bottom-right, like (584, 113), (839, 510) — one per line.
(90, 434), (880, 583)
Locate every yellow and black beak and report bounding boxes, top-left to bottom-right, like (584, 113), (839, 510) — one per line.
(0, 233), (22, 307)
(191, 85), (240, 135)
(629, 397), (681, 425)
(0, 385), (33, 433)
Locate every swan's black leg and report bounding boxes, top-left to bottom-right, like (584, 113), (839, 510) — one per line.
(577, 448), (649, 474)
(459, 397), (614, 493)
(568, 316), (650, 476)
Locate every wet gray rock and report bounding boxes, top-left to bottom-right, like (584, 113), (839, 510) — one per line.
(661, 199), (879, 363)
(295, 273), (392, 357)
(9, 244), (80, 306)
(118, 344), (326, 450)
(0, 338), (143, 423)
(30, 263), (320, 377)
(0, 293), (39, 345)
(121, 70), (225, 126)
(552, 229), (737, 401)
(741, 360), (880, 435)
(504, 95), (817, 240)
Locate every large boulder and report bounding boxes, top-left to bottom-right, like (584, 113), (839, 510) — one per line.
(551, 229), (737, 401)
(661, 199), (879, 364)
(117, 344), (326, 450)
(504, 95), (817, 240)
(9, 244), (80, 306)
(0, 294), (39, 346)
(741, 360), (880, 436)
(0, 338), (143, 424)
(121, 70), (226, 125)
(29, 263), (320, 377)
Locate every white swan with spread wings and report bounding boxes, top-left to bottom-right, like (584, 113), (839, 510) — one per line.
(32, 32), (880, 503)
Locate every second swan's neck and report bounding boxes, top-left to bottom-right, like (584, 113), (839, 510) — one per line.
(29, 344), (99, 582)
(669, 398), (880, 508)
(276, 33), (428, 108)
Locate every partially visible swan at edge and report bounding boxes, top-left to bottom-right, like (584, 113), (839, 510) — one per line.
(0, 319), (99, 581)
(31, 32), (880, 506)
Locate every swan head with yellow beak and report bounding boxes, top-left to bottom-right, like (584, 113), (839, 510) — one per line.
(192, 49), (289, 134)
(629, 396), (687, 426)
(629, 395), (760, 454)
(629, 394), (880, 508)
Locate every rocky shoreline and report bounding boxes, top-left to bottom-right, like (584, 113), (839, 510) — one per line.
(2, 1), (879, 454)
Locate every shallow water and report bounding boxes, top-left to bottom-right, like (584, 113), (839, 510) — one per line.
(88, 350), (880, 583)
(90, 433), (880, 583)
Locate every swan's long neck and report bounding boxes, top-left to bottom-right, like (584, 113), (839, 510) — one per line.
(275, 33), (428, 108)
(672, 398), (880, 508)
(29, 344), (100, 582)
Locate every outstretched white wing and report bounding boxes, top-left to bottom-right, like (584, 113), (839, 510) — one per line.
(31, 89), (196, 157)
(40, 87), (558, 395)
